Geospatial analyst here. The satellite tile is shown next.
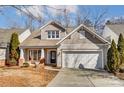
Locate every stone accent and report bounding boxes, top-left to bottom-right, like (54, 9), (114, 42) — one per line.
(19, 48), (25, 66)
(19, 58), (25, 66)
(0, 59), (5, 66)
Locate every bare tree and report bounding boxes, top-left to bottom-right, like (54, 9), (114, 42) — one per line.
(75, 6), (91, 26)
(11, 5), (47, 30)
(74, 6), (108, 35)
(63, 9), (71, 27)
(91, 7), (108, 28)
(0, 5), (108, 31)
(48, 6), (72, 28)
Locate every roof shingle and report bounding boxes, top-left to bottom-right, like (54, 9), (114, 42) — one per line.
(107, 24), (124, 36)
(0, 28), (25, 47)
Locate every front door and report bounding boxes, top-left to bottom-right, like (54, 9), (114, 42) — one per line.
(50, 51), (56, 63)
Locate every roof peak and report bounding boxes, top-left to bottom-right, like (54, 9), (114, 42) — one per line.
(40, 20), (65, 30)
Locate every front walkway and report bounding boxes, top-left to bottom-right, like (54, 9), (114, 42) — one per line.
(47, 68), (124, 87)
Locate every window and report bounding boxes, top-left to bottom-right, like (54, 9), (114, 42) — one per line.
(47, 30), (59, 39)
(33, 50), (37, 60)
(56, 31), (59, 38)
(28, 49), (41, 61)
(48, 31), (51, 38)
(38, 50), (41, 61)
(79, 30), (85, 39)
(52, 31), (55, 38)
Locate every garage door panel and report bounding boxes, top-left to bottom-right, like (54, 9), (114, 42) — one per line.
(62, 51), (102, 69)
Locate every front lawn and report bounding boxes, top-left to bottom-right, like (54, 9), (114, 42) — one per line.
(0, 67), (58, 87)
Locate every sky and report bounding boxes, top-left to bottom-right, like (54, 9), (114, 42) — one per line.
(1, 5), (124, 29)
(83, 5), (124, 17)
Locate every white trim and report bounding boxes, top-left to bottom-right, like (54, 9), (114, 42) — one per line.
(56, 24), (110, 45)
(41, 48), (45, 59)
(47, 30), (60, 39)
(84, 25), (110, 44)
(101, 49), (104, 69)
(20, 49), (24, 59)
(61, 49), (104, 69)
(40, 21), (52, 30)
(46, 49), (57, 65)
(28, 49), (41, 61)
(62, 49), (103, 52)
(57, 24), (82, 45)
(61, 43), (109, 46)
(47, 38), (60, 40)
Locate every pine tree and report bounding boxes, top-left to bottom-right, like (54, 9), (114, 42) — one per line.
(117, 33), (124, 65)
(9, 32), (20, 65)
(107, 39), (120, 72)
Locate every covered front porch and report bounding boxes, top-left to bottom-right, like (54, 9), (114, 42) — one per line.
(19, 48), (57, 67)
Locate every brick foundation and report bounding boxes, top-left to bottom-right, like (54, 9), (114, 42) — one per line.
(0, 60), (5, 66)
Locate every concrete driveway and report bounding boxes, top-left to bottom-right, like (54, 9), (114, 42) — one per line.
(47, 68), (124, 87)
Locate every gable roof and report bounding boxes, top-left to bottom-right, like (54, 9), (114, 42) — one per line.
(19, 29), (60, 48)
(20, 22), (73, 47)
(56, 24), (110, 45)
(40, 21), (65, 31)
(106, 24), (124, 36)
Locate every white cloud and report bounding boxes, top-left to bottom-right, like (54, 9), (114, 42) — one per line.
(16, 6), (44, 20)
(66, 5), (78, 13)
(16, 5), (78, 20)
(47, 5), (78, 15)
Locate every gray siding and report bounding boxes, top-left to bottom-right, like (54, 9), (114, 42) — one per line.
(41, 24), (66, 40)
(0, 48), (6, 60)
(61, 29), (105, 50)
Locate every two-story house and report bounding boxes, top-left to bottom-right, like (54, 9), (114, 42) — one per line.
(19, 21), (109, 70)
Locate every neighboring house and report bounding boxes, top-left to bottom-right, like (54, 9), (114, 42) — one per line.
(19, 21), (109, 70)
(0, 28), (31, 66)
(102, 23), (124, 44)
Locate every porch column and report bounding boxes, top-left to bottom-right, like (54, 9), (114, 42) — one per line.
(19, 48), (25, 66)
(40, 48), (45, 64)
(20, 49), (24, 59)
(41, 48), (45, 59)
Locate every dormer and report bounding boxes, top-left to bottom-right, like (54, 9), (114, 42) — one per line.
(40, 21), (66, 40)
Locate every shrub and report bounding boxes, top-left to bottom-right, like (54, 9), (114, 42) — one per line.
(9, 58), (17, 66)
(107, 39), (120, 72)
(119, 64), (124, 73)
(9, 32), (20, 65)
(40, 58), (45, 64)
(23, 62), (29, 67)
(117, 33), (124, 65)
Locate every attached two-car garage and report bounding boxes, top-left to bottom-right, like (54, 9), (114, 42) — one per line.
(62, 50), (103, 69)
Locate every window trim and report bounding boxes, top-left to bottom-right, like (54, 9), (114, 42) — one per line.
(47, 30), (60, 39)
(28, 49), (41, 61)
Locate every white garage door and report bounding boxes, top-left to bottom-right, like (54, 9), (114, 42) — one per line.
(62, 51), (103, 69)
